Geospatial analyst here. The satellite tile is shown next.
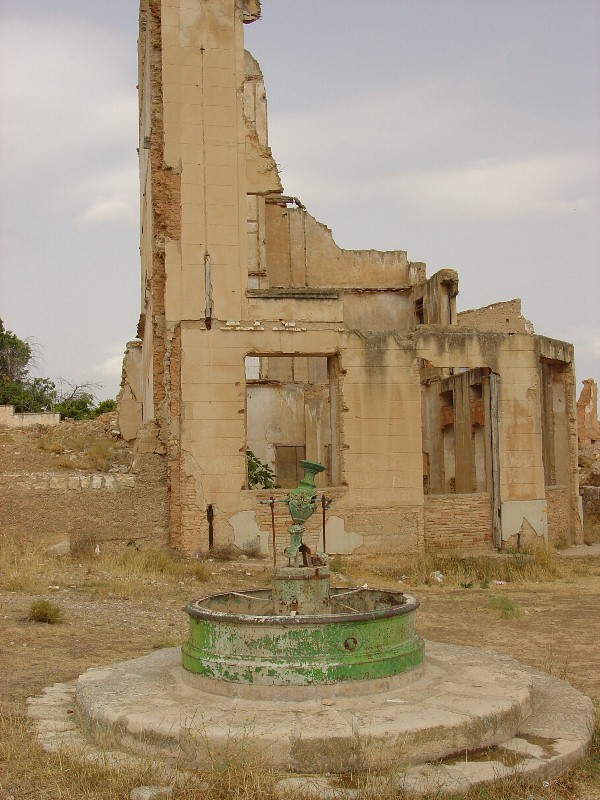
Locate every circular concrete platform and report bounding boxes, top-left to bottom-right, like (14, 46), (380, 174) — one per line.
(27, 641), (595, 796)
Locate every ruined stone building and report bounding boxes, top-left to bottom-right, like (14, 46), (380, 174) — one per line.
(119, 0), (582, 557)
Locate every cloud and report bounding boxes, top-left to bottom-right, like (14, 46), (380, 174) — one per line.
(72, 163), (139, 226)
(266, 69), (600, 223)
(0, 16), (137, 179)
(268, 77), (474, 198)
(76, 197), (135, 226)
(92, 354), (123, 383)
(380, 152), (600, 220)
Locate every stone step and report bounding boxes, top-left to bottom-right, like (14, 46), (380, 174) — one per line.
(27, 641), (595, 796)
(71, 643), (536, 773)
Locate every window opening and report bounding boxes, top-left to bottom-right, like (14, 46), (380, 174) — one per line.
(245, 355), (338, 489)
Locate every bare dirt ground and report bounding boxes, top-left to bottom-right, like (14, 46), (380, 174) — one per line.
(1, 422), (599, 799)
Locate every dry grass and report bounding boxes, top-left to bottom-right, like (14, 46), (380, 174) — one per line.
(0, 536), (215, 600)
(210, 543), (238, 562)
(0, 710), (162, 800)
(1, 708), (598, 800)
(338, 540), (589, 590)
(38, 427), (129, 472)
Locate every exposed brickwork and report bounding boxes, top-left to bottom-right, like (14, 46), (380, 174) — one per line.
(471, 398), (484, 427)
(350, 507), (423, 554)
(545, 485), (570, 546)
(424, 493), (493, 550)
(180, 469), (204, 553)
(169, 457), (182, 549)
(143, 0), (185, 550)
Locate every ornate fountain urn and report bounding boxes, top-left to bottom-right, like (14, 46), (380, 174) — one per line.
(283, 459), (326, 561)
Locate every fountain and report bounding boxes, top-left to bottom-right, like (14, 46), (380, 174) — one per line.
(28, 460), (595, 794)
(182, 460), (424, 686)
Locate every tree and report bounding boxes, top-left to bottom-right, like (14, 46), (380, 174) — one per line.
(94, 399), (117, 416)
(0, 318), (33, 383)
(0, 319), (54, 411)
(54, 392), (96, 420)
(0, 319), (116, 418)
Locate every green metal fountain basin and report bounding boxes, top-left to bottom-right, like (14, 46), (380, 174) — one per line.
(182, 587), (423, 685)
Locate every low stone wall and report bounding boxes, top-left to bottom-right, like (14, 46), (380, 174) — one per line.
(545, 485), (570, 546)
(1, 462), (168, 551)
(4, 472), (136, 490)
(581, 486), (600, 520)
(424, 493), (493, 550)
(0, 405), (60, 428)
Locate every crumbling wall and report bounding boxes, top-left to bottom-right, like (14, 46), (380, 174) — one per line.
(264, 203), (414, 290)
(546, 485), (570, 546)
(458, 299), (534, 334)
(413, 269), (458, 326)
(129, 0), (581, 558)
(577, 379), (600, 447)
(117, 341), (143, 441)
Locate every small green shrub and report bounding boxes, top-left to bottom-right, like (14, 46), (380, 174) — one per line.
(486, 595), (522, 620)
(329, 555), (345, 574)
(246, 449), (276, 489)
(27, 600), (64, 624)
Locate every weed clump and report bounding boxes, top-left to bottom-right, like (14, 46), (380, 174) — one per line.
(241, 538), (264, 559)
(329, 555), (346, 574)
(212, 544), (238, 562)
(192, 562), (212, 582)
(486, 595), (522, 620)
(27, 599), (64, 624)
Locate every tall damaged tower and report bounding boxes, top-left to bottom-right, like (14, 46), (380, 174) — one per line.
(120, 0), (582, 555)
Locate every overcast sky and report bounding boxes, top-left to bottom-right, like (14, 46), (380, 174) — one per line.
(1, 0), (598, 401)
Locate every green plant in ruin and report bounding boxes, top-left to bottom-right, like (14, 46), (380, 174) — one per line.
(246, 448), (277, 489)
